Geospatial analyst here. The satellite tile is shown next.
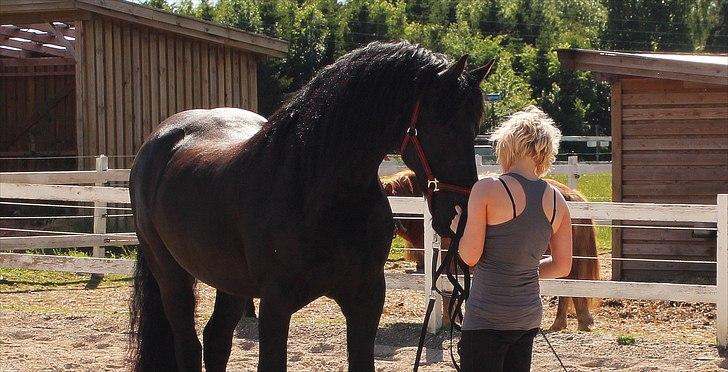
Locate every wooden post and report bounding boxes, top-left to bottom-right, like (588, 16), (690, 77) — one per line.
(423, 198), (443, 334)
(717, 194), (727, 355)
(88, 155), (108, 287)
(610, 80), (623, 281)
(567, 156), (578, 190)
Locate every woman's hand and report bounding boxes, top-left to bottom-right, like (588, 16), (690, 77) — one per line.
(450, 205), (463, 234)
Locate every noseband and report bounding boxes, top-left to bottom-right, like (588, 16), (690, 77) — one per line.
(399, 97), (472, 205)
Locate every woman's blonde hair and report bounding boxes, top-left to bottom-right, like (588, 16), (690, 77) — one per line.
(490, 106), (561, 177)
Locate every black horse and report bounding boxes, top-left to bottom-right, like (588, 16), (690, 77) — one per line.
(129, 41), (494, 371)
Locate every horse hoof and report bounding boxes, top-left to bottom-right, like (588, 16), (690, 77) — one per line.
(549, 322), (567, 332)
(577, 318), (594, 332)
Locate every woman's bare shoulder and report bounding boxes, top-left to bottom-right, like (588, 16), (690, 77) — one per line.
(471, 176), (502, 200)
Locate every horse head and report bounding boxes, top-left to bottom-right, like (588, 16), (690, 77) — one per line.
(401, 55), (496, 237)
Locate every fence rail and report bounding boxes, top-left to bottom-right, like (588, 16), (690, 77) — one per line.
(0, 157), (724, 351)
(0, 155), (611, 191)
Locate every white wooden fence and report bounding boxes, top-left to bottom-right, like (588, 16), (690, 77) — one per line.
(380, 154), (611, 190)
(1, 160), (725, 352)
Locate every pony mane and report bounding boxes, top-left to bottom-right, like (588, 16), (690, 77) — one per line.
(382, 170), (421, 197)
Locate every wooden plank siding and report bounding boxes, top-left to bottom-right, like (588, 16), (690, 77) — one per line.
(615, 77), (728, 283)
(73, 16), (259, 168)
(0, 63), (76, 171)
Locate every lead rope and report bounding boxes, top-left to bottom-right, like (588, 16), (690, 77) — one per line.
(539, 328), (568, 372)
(413, 210), (469, 372)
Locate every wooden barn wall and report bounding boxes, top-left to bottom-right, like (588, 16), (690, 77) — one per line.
(613, 77), (728, 283)
(0, 64), (77, 171)
(76, 17), (259, 169)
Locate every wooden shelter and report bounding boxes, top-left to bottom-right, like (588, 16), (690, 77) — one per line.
(558, 49), (728, 282)
(0, 0), (288, 169)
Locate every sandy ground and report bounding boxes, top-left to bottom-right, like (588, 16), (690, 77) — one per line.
(1, 264), (726, 372)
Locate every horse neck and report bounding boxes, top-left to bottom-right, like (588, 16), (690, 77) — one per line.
(300, 126), (405, 213)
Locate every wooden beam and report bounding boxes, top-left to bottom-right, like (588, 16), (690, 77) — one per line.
(0, 169), (129, 184)
(21, 23), (77, 38)
(539, 279), (716, 303)
(0, 56), (74, 66)
(610, 80), (623, 280)
(0, 233), (138, 251)
(0, 46), (31, 58)
(0, 11), (84, 25)
(558, 49), (728, 86)
(1, 36), (72, 58)
(0, 25), (55, 43)
(0, 70), (74, 77)
(0, 0), (76, 14)
(48, 22), (77, 60)
(0, 253), (135, 275)
(0, 183), (131, 204)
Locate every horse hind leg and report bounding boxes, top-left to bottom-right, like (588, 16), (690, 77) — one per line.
(133, 231), (201, 371)
(574, 297), (595, 331)
(203, 291), (246, 372)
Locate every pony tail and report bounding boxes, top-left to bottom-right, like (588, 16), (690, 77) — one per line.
(129, 244), (177, 371)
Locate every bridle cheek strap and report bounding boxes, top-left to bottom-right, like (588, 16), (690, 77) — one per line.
(399, 97), (471, 206)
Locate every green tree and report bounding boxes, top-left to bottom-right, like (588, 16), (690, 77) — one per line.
(144, 0), (171, 11)
(286, 2), (333, 88)
(603, 0), (695, 51)
(196, 0), (214, 22)
(704, 0), (728, 52)
(213, 0), (263, 33)
(342, 0), (408, 47)
(173, 0), (195, 17)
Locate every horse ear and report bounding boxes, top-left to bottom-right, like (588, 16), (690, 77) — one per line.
(438, 54), (469, 82)
(471, 58), (497, 83)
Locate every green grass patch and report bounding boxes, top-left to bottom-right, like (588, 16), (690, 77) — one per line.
(546, 173), (612, 254)
(0, 267), (131, 292)
(388, 236), (408, 261)
(617, 334), (636, 345)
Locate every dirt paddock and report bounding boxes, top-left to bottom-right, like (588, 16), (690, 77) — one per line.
(1, 267), (726, 371)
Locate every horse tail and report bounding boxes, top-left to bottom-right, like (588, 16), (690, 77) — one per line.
(129, 242), (177, 372)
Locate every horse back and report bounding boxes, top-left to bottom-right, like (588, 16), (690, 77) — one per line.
(130, 108), (266, 294)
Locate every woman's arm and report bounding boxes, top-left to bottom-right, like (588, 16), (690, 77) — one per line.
(539, 193), (573, 279)
(453, 181), (489, 267)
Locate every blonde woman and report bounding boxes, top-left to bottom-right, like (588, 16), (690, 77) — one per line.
(450, 106), (573, 372)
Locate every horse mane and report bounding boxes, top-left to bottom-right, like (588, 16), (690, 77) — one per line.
(243, 41), (479, 192)
(382, 170), (421, 197)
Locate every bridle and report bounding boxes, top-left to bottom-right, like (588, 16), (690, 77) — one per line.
(399, 96), (472, 206)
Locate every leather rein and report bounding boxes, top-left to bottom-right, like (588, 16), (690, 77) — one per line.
(399, 97), (472, 205)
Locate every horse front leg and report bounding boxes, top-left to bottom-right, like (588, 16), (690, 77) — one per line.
(334, 272), (386, 372)
(549, 297), (569, 331)
(257, 286), (295, 372)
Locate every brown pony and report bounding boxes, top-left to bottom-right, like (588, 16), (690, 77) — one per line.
(382, 170), (600, 331)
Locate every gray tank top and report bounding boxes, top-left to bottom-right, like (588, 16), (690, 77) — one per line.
(462, 173), (554, 331)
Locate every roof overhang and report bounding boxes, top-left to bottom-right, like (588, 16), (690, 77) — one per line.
(558, 48), (728, 85)
(0, 0), (288, 58)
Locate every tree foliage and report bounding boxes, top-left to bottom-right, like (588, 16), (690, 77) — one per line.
(159, 0), (725, 136)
